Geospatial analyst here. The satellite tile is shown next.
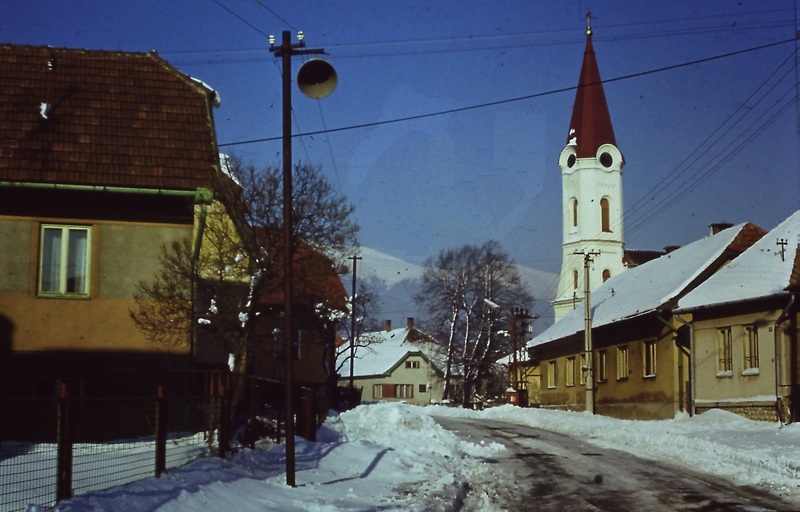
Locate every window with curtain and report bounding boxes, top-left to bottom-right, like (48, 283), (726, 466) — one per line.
(39, 225), (91, 296)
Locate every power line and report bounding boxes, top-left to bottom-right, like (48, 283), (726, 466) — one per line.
(209, 0), (271, 40)
(219, 37), (796, 148)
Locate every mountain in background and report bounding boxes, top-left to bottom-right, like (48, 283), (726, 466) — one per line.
(347, 247), (558, 335)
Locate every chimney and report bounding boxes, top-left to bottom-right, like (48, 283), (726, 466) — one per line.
(407, 317), (415, 330)
(384, 320), (391, 332)
(709, 222), (733, 235)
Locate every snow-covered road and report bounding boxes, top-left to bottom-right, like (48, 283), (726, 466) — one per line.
(435, 416), (798, 511)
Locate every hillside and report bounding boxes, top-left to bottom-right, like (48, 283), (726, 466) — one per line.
(348, 247), (558, 334)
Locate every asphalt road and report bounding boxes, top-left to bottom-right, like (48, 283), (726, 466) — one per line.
(434, 416), (800, 512)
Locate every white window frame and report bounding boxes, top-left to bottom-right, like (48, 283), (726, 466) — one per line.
(566, 357), (576, 387)
(372, 384), (383, 399)
(38, 224), (91, 297)
(396, 384), (413, 399)
(743, 325), (760, 375)
(597, 350), (608, 383)
(547, 361), (556, 389)
(617, 345), (629, 381)
(643, 339), (657, 378)
(717, 327), (733, 377)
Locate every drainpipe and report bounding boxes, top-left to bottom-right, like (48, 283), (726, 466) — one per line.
(657, 311), (692, 416)
(774, 294), (796, 425)
(672, 314), (694, 417)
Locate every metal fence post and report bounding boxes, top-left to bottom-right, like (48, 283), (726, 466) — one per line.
(219, 383), (229, 458)
(56, 382), (73, 503)
(155, 385), (168, 477)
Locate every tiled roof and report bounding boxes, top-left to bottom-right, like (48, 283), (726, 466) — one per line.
(0, 44), (219, 191)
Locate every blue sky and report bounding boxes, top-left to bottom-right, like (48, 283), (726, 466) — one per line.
(3, 0), (797, 276)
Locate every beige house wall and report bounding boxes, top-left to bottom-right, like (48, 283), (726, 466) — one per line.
(0, 214), (190, 353)
(537, 321), (687, 420)
(690, 308), (791, 422)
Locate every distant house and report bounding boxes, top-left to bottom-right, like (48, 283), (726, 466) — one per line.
(249, 234), (349, 389)
(0, 44), (229, 398)
(676, 210), (800, 423)
(527, 222), (765, 420)
(341, 319), (446, 406)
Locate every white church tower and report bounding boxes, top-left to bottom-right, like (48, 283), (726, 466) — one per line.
(553, 17), (626, 322)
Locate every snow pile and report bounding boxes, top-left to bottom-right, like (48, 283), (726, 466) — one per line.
(41, 403), (800, 511)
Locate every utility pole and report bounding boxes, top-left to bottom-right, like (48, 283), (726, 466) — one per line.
(575, 249), (600, 414)
(269, 30), (331, 489)
(349, 254), (362, 388)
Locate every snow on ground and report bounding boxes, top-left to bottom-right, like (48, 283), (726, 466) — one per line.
(43, 403), (800, 512)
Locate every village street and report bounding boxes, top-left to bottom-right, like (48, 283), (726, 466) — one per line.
(434, 416), (799, 511)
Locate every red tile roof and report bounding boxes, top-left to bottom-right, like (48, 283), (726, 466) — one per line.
(566, 33), (617, 158)
(0, 44), (219, 191)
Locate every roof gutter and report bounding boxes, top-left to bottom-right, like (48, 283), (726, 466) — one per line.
(1, 180), (214, 202)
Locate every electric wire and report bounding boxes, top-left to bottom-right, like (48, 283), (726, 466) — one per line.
(218, 37), (796, 148)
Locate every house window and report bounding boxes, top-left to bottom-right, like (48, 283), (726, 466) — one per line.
(616, 346), (629, 381)
(717, 328), (733, 377)
(418, 384), (427, 393)
(598, 350), (608, 382)
(643, 340), (657, 377)
(547, 361), (556, 388)
(743, 325), (759, 374)
(39, 225), (91, 296)
(372, 384), (383, 399)
(396, 384), (413, 399)
(405, 360), (420, 369)
(578, 353), (586, 385)
(600, 198), (611, 232)
(566, 357), (576, 387)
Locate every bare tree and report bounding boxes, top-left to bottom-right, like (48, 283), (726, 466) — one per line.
(131, 156), (360, 379)
(334, 281), (382, 376)
(415, 240), (532, 405)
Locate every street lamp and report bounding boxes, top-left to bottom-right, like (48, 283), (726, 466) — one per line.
(269, 30), (336, 488)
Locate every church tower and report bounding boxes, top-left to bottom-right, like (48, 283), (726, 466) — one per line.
(553, 16), (625, 322)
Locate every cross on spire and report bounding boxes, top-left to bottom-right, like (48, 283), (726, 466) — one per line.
(586, 10), (592, 37)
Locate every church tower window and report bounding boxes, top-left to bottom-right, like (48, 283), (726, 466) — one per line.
(601, 198), (611, 232)
(572, 199), (579, 227)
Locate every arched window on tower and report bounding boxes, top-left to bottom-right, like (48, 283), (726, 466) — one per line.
(600, 198), (611, 232)
(572, 199), (579, 228)
(573, 270), (579, 290)
(602, 269), (611, 282)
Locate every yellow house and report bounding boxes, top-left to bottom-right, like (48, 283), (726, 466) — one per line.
(676, 210), (800, 423)
(528, 223), (765, 420)
(0, 45), (224, 398)
(343, 319), (446, 406)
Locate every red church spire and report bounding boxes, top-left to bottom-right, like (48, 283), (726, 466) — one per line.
(566, 12), (617, 158)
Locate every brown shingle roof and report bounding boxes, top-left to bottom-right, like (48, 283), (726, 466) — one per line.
(0, 44), (219, 191)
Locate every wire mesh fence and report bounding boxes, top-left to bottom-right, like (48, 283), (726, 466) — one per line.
(0, 370), (337, 511)
(0, 382), (224, 512)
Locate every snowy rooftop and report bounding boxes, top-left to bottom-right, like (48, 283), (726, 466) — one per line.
(343, 327), (436, 377)
(529, 223), (755, 347)
(677, 209), (800, 311)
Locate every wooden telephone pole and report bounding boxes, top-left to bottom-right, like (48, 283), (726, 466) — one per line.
(575, 249), (600, 414)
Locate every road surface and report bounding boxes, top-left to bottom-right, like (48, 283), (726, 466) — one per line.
(434, 416), (799, 511)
